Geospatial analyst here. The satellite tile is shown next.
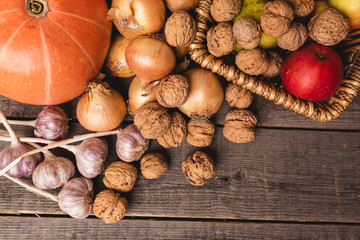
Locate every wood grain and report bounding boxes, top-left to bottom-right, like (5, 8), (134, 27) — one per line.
(0, 124), (359, 222)
(0, 217), (359, 240)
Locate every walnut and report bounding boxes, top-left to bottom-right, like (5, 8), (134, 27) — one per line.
(260, 1), (294, 38)
(235, 48), (269, 76)
(277, 22), (308, 51)
(225, 83), (254, 109)
(263, 51), (283, 78)
(207, 22), (236, 57)
(140, 153), (168, 179)
(103, 161), (138, 192)
(182, 151), (215, 186)
(93, 189), (128, 224)
(210, 0), (243, 22)
(284, 0), (315, 17)
(156, 74), (189, 108)
(164, 11), (196, 48)
(308, 7), (350, 46)
(134, 102), (171, 139)
(186, 119), (215, 147)
(233, 17), (261, 50)
(223, 109), (257, 143)
(157, 112), (187, 148)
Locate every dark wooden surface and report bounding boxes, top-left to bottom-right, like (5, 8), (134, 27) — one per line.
(0, 75), (360, 238)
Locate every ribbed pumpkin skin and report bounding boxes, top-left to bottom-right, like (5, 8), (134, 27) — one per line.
(0, 0), (112, 105)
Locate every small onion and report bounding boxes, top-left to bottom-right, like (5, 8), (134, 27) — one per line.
(128, 76), (159, 114)
(58, 177), (93, 219)
(32, 151), (75, 190)
(105, 35), (135, 78)
(108, 0), (166, 40)
(116, 124), (149, 162)
(73, 138), (108, 179)
(164, 0), (199, 12)
(178, 68), (224, 119)
(76, 80), (127, 132)
(125, 36), (176, 87)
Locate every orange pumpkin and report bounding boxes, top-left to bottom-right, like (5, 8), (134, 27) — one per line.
(0, 0), (112, 105)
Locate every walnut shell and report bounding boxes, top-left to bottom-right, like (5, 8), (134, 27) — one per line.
(262, 51), (283, 78)
(93, 189), (128, 224)
(134, 102), (171, 139)
(210, 0), (243, 22)
(157, 112), (187, 148)
(225, 83), (254, 109)
(277, 22), (308, 51)
(260, 1), (294, 38)
(156, 74), (189, 108)
(103, 161), (138, 192)
(223, 109), (257, 143)
(285, 0), (315, 17)
(187, 119), (215, 147)
(233, 17), (261, 50)
(235, 48), (269, 76)
(308, 7), (350, 46)
(207, 22), (236, 57)
(182, 151), (215, 186)
(140, 153), (168, 179)
(164, 11), (196, 48)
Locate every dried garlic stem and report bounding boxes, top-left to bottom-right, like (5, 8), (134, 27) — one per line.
(0, 110), (20, 145)
(0, 129), (120, 177)
(7, 119), (36, 127)
(4, 173), (58, 202)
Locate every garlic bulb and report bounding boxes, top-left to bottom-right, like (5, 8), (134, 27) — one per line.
(74, 138), (108, 179)
(0, 143), (41, 178)
(116, 124), (149, 162)
(32, 151), (75, 189)
(34, 105), (69, 140)
(58, 177), (94, 219)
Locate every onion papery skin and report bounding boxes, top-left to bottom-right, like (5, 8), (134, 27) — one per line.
(105, 35), (135, 78)
(178, 68), (224, 120)
(128, 76), (159, 114)
(125, 36), (176, 87)
(164, 0), (199, 12)
(108, 0), (166, 40)
(0, 0), (112, 105)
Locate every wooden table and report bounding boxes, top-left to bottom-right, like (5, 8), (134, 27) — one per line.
(0, 75), (359, 239)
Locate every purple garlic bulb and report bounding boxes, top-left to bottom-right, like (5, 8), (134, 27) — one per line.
(58, 177), (93, 219)
(32, 152), (75, 189)
(34, 105), (69, 140)
(116, 124), (149, 162)
(75, 138), (108, 179)
(0, 143), (42, 178)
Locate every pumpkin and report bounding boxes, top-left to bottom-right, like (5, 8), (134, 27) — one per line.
(0, 0), (112, 105)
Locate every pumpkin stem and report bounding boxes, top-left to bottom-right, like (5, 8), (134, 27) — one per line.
(25, 0), (50, 18)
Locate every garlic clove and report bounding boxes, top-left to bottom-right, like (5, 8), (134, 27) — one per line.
(75, 138), (108, 179)
(32, 153), (75, 190)
(58, 177), (94, 219)
(0, 143), (42, 178)
(116, 124), (149, 162)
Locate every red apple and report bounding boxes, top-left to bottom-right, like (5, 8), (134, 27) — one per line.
(281, 43), (343, 102)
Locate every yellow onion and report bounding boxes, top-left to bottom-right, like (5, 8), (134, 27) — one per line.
(77, 79), (127, 132)
(164, 0), (199, 12)
(128, 76), (159, 114)
(125, 36), (176, 87)
(105, 35), (135, 78)
(108, 0), (166, 40)
(178, 68), (224, 119)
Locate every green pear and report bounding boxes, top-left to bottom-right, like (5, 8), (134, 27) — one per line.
(233, 0), (267, 23)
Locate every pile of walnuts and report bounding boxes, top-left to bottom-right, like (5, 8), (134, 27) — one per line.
(208, 0), (350, 77)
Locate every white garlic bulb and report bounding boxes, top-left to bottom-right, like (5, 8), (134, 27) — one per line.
(32, 151), (75, 189)
(58, 177), (93, 219)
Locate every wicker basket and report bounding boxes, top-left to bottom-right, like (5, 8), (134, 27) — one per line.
(189, 0), (360, 122)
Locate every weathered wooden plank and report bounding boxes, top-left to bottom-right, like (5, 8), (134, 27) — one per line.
(1, 77), (360, 130)
(0, 217), (359, 240)
(0, 124), (359, 222)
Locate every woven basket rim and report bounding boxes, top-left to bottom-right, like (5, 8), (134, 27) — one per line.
(189, 0), (360, 122)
